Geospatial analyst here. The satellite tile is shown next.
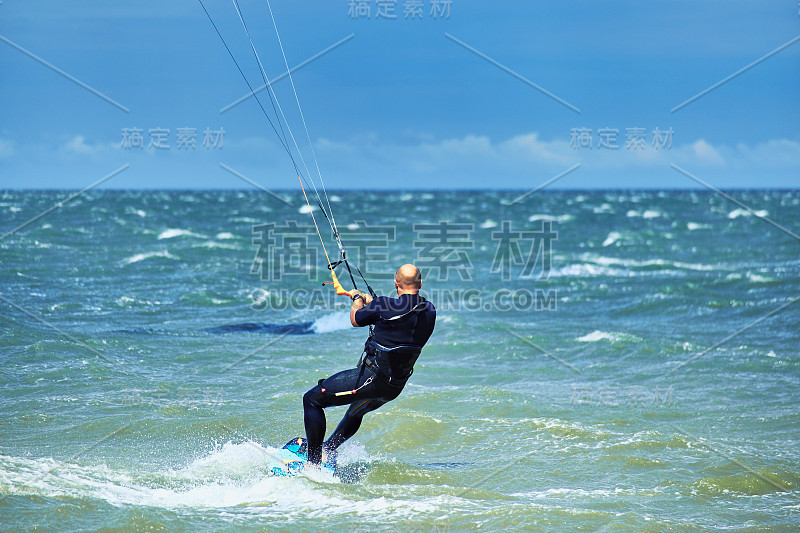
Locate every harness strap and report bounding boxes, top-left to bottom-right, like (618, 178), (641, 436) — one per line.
(362, 357), (408, 387)
(333, 375), (374, 397)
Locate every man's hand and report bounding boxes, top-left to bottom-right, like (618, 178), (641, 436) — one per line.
(349, 290), (369, 327)
(349, 290), (372, 305)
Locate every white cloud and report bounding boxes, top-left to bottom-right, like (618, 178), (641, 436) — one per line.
(0, 139), (15, 158)
(309, 132), (799, 188)
(690, 139), (725, 165)
(61, 135), (114, 156)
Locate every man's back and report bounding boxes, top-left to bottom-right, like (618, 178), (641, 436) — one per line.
(355, 293), (436, 348)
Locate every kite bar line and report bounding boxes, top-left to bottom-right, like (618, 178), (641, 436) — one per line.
(199, 0), (372, 300)
(298, 176), (352, 298)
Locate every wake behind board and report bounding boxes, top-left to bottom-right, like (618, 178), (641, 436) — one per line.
(269, 437), (335, 478)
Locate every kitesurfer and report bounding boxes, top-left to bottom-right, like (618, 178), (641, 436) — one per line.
(302, 264), (436, 465)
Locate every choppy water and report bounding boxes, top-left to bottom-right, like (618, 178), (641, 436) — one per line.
(1, 189), (798, 531)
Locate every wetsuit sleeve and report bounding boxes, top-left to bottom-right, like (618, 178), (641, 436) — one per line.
(354, 297), (385, 326)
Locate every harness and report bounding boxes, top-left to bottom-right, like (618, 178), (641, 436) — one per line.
(359, 299), (428, 386)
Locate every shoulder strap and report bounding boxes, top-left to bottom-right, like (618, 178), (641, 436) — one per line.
(383, 301), (428, 322)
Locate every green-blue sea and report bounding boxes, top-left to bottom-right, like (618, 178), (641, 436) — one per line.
(1, 189), (798, 531)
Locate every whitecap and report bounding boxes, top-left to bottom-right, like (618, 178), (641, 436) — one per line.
(312, 311), (351, 334)
(746, 272), (772, 283)
(299, 204), (317, 214)
(550, 263), (630, 278)
(642, 210), (662, 219)
(157, 228), (206, 240)
(527, 214), (574, 224)
(593, 203), (614, 214)
(199, 241), (238, 250)
(687, 222), (711, 231)
(122, 251), (178, 265)
(215, 232), (235, 240)
(728, 208), (768, 219)
(480, 219), (498, 229)
(602, 231), (623, 247)
(125, 208), (147, 218)
(577, 330), (641, 343)
(581, 254), (716, 272)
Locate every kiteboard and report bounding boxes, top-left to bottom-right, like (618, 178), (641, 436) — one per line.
(269, 437), (336, 478)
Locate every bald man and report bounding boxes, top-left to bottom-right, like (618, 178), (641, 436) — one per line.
(302, 264), (436, 466)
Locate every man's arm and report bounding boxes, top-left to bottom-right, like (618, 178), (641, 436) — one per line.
(349, 291), (372, 327)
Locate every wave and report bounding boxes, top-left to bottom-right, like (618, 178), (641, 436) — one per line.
(204, 313), (351, 336)
(687, 222), (711, 231)
(311, 312), (351, 334)
(691, 467), (799, 496)
(0, 441), (375, 510)
(528, 214), (575, 224)
(550, 254), (718, 278)
(121, 251), (178, 265)
(728, 208), (768, 219)
(626, 209), (664, 219)
(197, 241), (240, 250)
(157, 228), (207, 240)
(602, 231), (623, 247)
(582, 254), (716, 271)
(205, 322), (314, 335)
(576, 330), (643, 343)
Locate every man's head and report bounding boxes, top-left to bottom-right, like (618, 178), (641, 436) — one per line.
(395, 264), (422, 295)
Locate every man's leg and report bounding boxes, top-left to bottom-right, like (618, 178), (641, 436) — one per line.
(302, 383), (330, 464)
(303, 367), (372, 464)
(324, 398), (388, 454)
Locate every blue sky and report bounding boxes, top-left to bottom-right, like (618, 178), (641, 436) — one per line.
(1, 0), (798, 189)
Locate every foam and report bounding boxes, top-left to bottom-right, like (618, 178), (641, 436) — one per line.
(121, 251), (178, 265)
(576, 330), (642, 343)
(528, 214), (575, 224)
(728, 208), (768, 219)
(581, 254), (716, 272)
(157, 228), (206, 240)
(602, 231), (623, 247)
(0, 443), (382, 511)
(687, 222), (711, 231)
(312, 311), (351, 334)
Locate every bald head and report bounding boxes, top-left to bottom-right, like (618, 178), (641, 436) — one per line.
(395, 264), (422, 292)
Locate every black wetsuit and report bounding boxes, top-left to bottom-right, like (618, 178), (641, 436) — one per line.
(303, 293), (436, 464)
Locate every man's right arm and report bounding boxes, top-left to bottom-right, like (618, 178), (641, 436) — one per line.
(350, 291), (377, 328)
(349, 294), (365, 327)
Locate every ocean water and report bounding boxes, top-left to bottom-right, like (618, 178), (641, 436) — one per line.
(1, 189), (798, 531)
